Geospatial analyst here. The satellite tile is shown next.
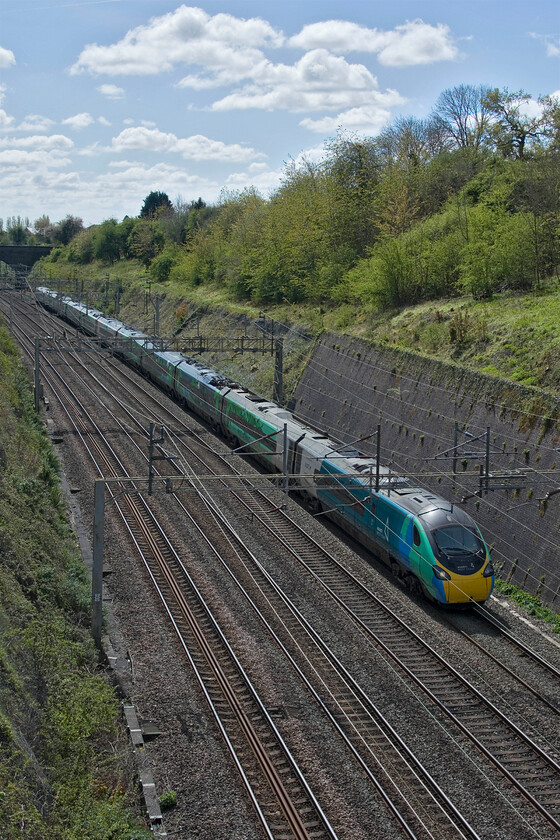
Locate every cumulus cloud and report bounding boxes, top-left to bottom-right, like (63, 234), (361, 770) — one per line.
(71, 5), (283, 78)
(289, 19), (458, 66)
(0, 46), (15, 68)
(68, 7), (410, 123)
(0, 134), (74, 151)
(110, 126), (265, 161)
(100, 160), (222, 209)
(0, 110), (15, 131)
(97, 83), (125, 99)
(0, 148), (72, 168)
(225, 165), (283, 195)
(62, 112), (95, 130)
(211, 49), (390, 113)
(300, 100), (404, 135)
(17, 114), (55, 132)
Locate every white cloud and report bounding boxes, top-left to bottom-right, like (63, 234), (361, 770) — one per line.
(0, 134), (74, 151)
(110, 126), (264, 161)
(62, 112), (95, 130)
(98, 116), (111, 126)
(0, 46), (15, 68)
(518, 98), (545, 120)
(300, 101), (403, 135)
(78, 142), (104, 157)
(71, 6), (283, 77)
(0, 148), (72, 168)
(112, 126), (176, 153)
(210, 49), (391, 113)
(225, 165), (283, 195)
(289, 19), (458, 66)
(0, 110), (15, 131)
(530, 32), (560, 58)
(17, 114), (55, 132)
(99, 160), (222, 208)
(67, 8), (409, 126)
(97, 83), (125, 99)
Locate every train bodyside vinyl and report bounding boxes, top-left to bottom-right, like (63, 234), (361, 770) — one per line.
(36, 287), (494, 606)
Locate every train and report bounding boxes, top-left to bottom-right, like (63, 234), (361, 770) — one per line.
(35, 286), (494, 606)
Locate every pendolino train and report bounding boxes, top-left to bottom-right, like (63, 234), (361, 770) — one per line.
(36, 286), (495, 606)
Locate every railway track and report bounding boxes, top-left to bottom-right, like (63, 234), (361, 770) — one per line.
(443, 605), (560, 714)
(5, 300), (338, 840)
(9, 296), (484, 838)
(5, 292), (560, 837)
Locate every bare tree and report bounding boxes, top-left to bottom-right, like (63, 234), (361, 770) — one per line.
(377, 116), (444, 169)
(434, 84), (491, 149)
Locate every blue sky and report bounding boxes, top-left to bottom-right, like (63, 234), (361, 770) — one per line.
(1, 0), (558, 227)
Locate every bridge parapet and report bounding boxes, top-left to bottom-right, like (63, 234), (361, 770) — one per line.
(0, 245), (53, 268)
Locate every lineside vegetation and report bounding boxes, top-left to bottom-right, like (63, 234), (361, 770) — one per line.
(24, 85), (559, 311)
(0, 323), (150, 840)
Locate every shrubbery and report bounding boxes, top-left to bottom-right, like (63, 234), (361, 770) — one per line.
(0, 323), (150, 840)
(38, 86), (560, 310)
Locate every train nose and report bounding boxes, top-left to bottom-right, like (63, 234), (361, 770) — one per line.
(445, 573), (493, 604)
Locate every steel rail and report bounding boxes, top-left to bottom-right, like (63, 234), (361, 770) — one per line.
(6, 308), (338, 840)
(9, 296), (560, 835)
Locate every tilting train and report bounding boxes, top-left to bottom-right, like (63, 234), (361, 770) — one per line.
(36, 286), (494, 605)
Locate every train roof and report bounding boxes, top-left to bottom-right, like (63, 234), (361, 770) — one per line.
(117, 325), (150, 340)
(34, 287), (478, 527)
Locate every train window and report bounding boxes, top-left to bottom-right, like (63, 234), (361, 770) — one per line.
(314, 472), (366, 515)
(413, 525), (421, 546)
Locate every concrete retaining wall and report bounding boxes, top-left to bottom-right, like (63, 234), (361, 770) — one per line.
(293, 333), (560, 607)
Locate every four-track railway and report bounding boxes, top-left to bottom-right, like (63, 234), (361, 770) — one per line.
(3, 287), (560, 839)
(36, 286), (495, 607)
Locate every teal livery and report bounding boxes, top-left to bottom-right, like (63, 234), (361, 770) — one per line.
(36, 287), (494, 606)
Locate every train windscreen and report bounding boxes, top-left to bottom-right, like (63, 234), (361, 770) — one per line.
(432, 525), (486, 574)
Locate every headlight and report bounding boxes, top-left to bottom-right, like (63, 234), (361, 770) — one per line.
(483, 562), (495, 578)
(433, 565), (451, 581)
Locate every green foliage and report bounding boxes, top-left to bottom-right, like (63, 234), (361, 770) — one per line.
(0, 323), (147, 840)
(5, 215), (30, 244)
(28, 86), (560, 311)
(67, 228), (95, 264)
(140, 190), (172, 219)
(149, 245), (180, 283)
(159, 790), (177, 811)
(93, 219), (122, 264)
(127, 218), (165, 267)
(52, 215), (84, 246)
(493, 580), (560, 633)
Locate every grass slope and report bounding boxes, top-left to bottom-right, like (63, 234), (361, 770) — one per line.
(0, 319), (150, 840)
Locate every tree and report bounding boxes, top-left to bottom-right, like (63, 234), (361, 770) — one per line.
(323, 133), (380, 257)
(127, 218), (165, 266)
(434, 84), (491, 150)
(6, 216), (30, 245)
(92, 219), (121, 264)
(52, 215), (83, 245)
(33, 215), (52, 240)
(377, 116), (444, 170)
(483, 89), (548, 159)
(140, 191), (173, 218)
